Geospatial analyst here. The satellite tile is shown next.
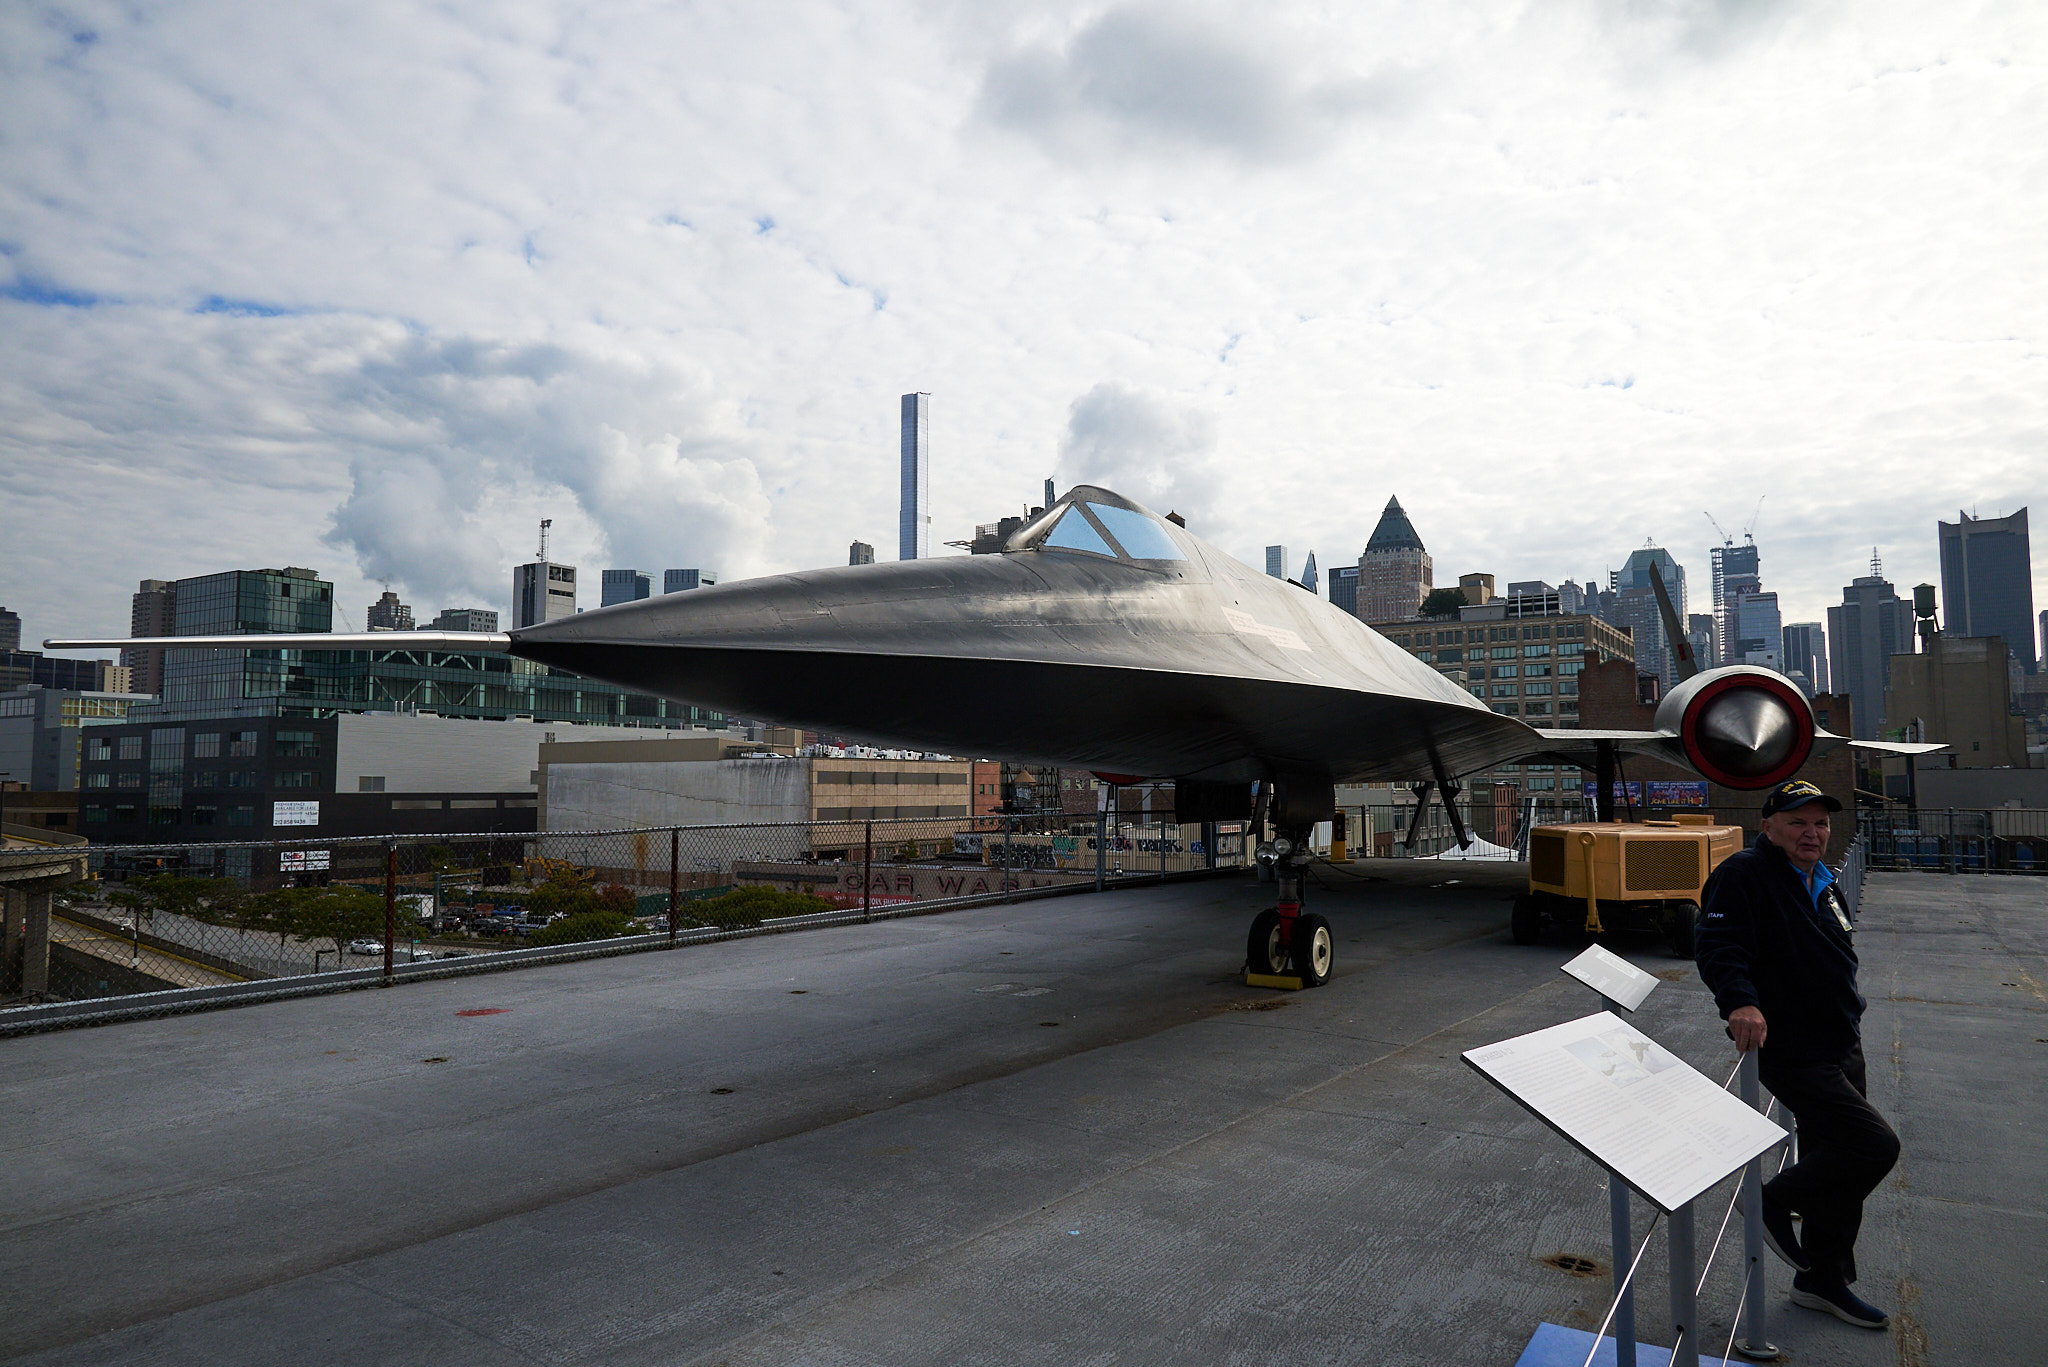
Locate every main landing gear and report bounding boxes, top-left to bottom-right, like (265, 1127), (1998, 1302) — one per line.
(1248, 825), (1333, 987)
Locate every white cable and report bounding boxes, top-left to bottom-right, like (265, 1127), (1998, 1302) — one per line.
(1699, 1182), (1744, 1295)
(1722, 1277), (1751, 1366)
(1578, 1209), (1664, 1367)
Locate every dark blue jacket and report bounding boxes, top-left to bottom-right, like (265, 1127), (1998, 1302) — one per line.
(1695, 833), (1864, 1064)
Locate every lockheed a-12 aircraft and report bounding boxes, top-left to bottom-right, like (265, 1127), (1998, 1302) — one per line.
(55, 485), (1931, 985)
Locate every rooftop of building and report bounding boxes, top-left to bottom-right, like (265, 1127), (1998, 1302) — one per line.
(1363, 495), (1426, 554)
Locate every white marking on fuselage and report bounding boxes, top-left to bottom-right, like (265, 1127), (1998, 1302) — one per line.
(1223, 606), (1311, 652)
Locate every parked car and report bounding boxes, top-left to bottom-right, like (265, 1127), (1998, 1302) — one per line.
(347, 937), (383, 956)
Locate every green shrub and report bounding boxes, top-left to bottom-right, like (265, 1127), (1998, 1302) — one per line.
(527, 910), (638, 947)
(687, 885), (833, 929)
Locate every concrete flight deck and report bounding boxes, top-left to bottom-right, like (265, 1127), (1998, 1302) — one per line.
(2, 868), (2039, 1366)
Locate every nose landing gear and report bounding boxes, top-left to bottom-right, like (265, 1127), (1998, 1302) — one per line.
(1249, 825), (1333, 987)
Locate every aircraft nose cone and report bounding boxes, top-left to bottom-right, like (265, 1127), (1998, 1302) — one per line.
(1694, 689), (1798, 779)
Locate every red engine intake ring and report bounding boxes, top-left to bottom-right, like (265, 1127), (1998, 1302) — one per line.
(1679, 671), (1814, 790)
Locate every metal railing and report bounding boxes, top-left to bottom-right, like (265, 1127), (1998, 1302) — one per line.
(2, 812), (1249, 1019)
(1857, 805), (2048, 875)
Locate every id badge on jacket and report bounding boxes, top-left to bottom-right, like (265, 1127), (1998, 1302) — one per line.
(1822, 885), (1852, 933)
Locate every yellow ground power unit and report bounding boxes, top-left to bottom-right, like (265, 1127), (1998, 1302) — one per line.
(1514, 815), (1744, 957)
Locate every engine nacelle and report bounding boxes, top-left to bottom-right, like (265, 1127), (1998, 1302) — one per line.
(1652, 665), (1815, 790)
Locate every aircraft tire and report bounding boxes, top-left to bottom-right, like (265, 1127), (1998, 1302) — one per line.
(1247, 909), (1289, 976)
(1511, 892), (1543, 946)
(1293, 913), (1334, 987)
(1667, 900), (1700, 959)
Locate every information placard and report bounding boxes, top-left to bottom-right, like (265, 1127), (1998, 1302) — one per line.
(272, 801), (320, 827)
(279, 849), (331, 872)
(1560, 944), (1660, 1012)
(1463, 1012), (1785, 1213)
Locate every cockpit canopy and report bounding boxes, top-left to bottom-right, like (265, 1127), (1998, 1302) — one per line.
(1016, 496), (1188, 562)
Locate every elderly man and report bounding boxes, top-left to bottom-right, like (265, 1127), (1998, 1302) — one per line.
(1695, 779), (1899, 1331)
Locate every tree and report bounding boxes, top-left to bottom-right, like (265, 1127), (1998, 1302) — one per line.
(282, 887), (387, 963)
(1419, 587), (1468, 618)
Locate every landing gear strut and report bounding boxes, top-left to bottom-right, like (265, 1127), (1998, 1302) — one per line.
(1250, 825), (1333, 987)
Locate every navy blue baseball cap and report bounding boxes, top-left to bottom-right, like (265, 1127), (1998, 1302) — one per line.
(1762, 779), (1842, 818)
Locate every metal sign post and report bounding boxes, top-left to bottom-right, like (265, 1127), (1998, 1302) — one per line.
(1561, 945), (1663, 1367)
(1734, 1049), (1780, 1360)
(1470, 1003), (1784, 1367)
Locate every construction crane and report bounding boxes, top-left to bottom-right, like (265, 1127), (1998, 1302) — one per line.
(1704, 497), (1765, 548)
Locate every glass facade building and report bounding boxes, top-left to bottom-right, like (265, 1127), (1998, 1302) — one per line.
(900, 391), (930, 560)
(601, 570), (653, 606)
(144, 567), (716, 730)
(1939, 508), (2035, 672)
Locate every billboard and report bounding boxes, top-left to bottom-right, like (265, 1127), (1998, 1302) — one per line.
(1580, 781), (1709, 809)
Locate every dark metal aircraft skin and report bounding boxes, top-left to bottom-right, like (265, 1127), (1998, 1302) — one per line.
(53, 485), (1926, 789)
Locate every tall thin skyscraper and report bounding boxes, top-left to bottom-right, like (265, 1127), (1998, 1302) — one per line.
(1265, 546), (1289, 579)
(900, 392), (930, 561)
(1301, 552), (1318, 594)
(1711, 542), (1761, 662)
(1939, 508), (2035, 672)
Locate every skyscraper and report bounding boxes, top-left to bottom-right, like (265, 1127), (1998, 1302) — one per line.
(1611, 544), (1688, 688)
(162, 567), (334, 706)
(1939, 508), (2035, 672)
(849, 541), (875, 566)
(601, 570), (653, 606)
(663, 569), (717, 593)
(900, 392), (930, 561)
(1301, 552), (1319, 594)
(0, 606), (19, 653)
(1710, 541), (1761, 662)
(1687, 614), (1719, 671)
(1264, 546), (1289, 579)
(124, 579), (177, 696)
(1827, 554), (1916, 739)
(1358, 497), (1432, 622)
(366, 591), (414, 631)
(1327, 565), (1360, 618)
(1783, 621), (1829, 694)
(1731, 591), (1781, 668)
(513, 560), (576, 628)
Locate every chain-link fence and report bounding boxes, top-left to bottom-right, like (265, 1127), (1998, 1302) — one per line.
(5, 812), (1254, 1014)
(1857, 805), (2048, 874)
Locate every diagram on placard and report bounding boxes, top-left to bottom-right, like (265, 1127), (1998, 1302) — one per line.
(1565, 1028), (1680, 1088)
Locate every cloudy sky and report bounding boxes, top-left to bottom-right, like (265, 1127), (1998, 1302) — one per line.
(4, 0), (2044, 656)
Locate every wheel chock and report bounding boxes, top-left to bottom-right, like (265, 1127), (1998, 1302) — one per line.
(1243, 971), (1306, 990)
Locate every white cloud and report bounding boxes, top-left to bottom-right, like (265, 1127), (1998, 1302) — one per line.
(2, 0), (2045, 656)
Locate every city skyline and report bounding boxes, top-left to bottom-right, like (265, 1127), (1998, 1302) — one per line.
(3, 5), (2041, 656)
